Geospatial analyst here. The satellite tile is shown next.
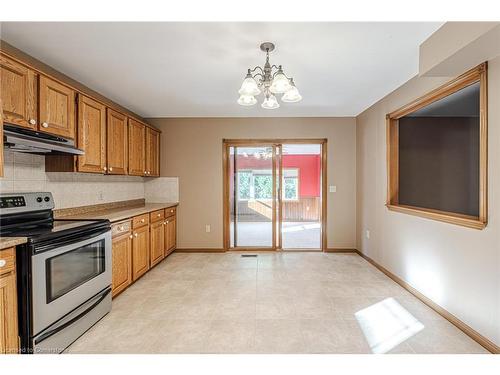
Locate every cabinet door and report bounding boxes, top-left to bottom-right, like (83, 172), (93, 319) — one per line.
(39, 75), (75, 139)
(112, 233), (132, 297)
(77, 95), (106, 173)
(150, 221), (165, 267)
(107, 109), (128, 175)
(145, 128), (160, 177)
(0, 105), (4, 177)
(165, 217), (177, 256)
(132, 225), (150, 281)
(0, 272), (18, 354)
(0, 54), (37, 129)
(128, 119), (146, 176)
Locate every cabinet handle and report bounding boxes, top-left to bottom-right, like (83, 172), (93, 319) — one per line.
(141, 219), (145, 223)
(29, 119), (36, 125)
(166, 220), (169, 224)
(163, 221), (166, 225)
(109, 167), (113, 172)
(157, 213), (161, 217)
(0, 259), (6, 268)
(170, 210), (174, 213)
(41, 122), (49, 128)
(118, 225), (124, 231)
(103, 166), (107, 171)
(134, 233), (138, 237)
(129, 234), (133, 239)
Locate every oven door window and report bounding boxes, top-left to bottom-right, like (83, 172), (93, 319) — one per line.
(45, 239), (106, 303)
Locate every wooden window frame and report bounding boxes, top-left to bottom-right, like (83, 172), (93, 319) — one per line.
(386, 63), (488, 230)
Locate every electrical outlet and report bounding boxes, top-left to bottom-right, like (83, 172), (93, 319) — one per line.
(205, 225), (211, 233)
(329, 185), (337, 193)
(366, 230), (370, 239)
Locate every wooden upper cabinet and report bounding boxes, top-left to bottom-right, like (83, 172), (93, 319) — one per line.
(146, 128), (160, 177)
(0, 55), (37, 129)
(107, 109), (128, 175)
(0, 105), (4, 178)
(77, 95), (106, 173)
(128, 118), (146, 176)
(39, 75), (75, 139)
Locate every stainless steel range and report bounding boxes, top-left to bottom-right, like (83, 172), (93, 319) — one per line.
(0, 192), (112, 354)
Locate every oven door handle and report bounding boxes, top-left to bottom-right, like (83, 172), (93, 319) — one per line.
(34, 288), (111, 345)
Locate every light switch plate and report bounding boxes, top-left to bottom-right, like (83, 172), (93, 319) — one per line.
(205, 225), (211, 233)
(366, 230), (370, 239)
(329, 185), (337, 193)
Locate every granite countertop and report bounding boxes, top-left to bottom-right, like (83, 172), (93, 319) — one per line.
(61, 202), (179, 223)
(0, 237), (28, 250)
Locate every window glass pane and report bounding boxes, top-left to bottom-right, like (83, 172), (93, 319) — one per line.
(284, 177), (298, 200)
(254, 175), (273, 199)
(238, 171), (251, 200)
(46, 239), (105, 303)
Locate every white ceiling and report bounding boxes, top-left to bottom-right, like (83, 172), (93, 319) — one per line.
(0, 22), (443, 118)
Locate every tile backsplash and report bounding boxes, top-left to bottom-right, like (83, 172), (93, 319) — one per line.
(1, 150), (178, 209)
(144, 177), (179, 203)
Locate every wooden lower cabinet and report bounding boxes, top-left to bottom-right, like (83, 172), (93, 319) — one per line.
(165, 215), (177, 256)
(111, 232), (133, 297)
(132, 225), (150, 281)
(0, 247), (19, 354)
(150, 221), (165, 267)
(110, 207), (177, 297)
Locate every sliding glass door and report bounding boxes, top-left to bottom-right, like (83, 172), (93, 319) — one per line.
(229, 145), (277, 249)
(225, 140), (325, 251)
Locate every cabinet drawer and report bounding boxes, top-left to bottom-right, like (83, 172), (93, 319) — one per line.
(150, 209), (165, 223)
(0, 247), (15, 276)
(111, 220), (132, 238)
(132, 214), (150, 229)
(165, 206), (177, 218)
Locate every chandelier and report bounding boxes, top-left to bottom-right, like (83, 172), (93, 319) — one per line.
(238, 42), (302, 109)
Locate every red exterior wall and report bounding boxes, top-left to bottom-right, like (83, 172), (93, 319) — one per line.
(235, 154), (321, 198)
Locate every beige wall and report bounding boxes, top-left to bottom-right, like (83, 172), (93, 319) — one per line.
(147, 117), (356, 249)
(356, 56), (500, 346)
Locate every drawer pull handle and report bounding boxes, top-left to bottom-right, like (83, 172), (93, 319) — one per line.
(41, 122), (49, 128)
(118, 225), (124, 231)
(170, 210), (174, 213)
(0, 259), (6, 267)
(141, 219), (145, 223)
(29, 119), (37, 125)
(157, 214), (161, 217)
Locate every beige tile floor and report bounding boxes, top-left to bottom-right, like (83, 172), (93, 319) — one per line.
(65, 252), (488, 354)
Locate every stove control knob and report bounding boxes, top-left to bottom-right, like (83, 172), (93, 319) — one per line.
(44, 196), (50, 202)
(36, 197), (43, 203)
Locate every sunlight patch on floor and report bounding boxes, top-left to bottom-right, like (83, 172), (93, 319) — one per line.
(355, 297), (424, 354)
